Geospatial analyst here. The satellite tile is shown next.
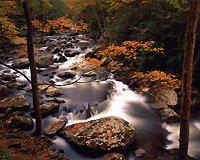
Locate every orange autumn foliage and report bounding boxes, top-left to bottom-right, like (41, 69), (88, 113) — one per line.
(72, 40), (180, 94)
(21, 15), (87, 34)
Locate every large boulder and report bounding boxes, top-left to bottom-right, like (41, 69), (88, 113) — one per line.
(12, 58), (29, 69)
(60, 116), (136, 152)
(0, 95), (30, 111)
(10, 114), (33, 130)
(35, 54), (54, 68)
(43, 120), (67, 136)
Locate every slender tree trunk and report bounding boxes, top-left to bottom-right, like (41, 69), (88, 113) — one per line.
(92, 0), (104, 38)
(23, 0), (42, 136)
(178, 1), (200, 160)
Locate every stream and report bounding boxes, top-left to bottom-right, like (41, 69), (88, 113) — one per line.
(1, 33), (200, 160)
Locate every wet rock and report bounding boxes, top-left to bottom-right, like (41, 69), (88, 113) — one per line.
(159, 107), (180, 123)
(12, 58), (29, 69)
(58, 72), (75, 79)
(35, 54), (54, 68)
(156, 89), (178, 106)
(0, 73), (17, 81)
(10, 82), (27, 89)
(71, 39), (79, 43)
(103, 153), (125, 160)
(11, 115), (33, 130)
(48, 65), (59, 70)
(65, 43), (73, 48)
(64, 50), (80, 57)
(60, 116), (137, 152)
(0, 95), (30, 111)
(52, 47), (61, 54)
(134, 148), (146, 157)
(38, 85), (63, 97)
(58, 56), (68, 63)
(47, 98), (65, 103)
(48, 149), (65, 160)
(79, 35), (90, 41)
(40, 103), (59, 117)
(46, 43), (57, 52)
(83, 71), (96, 77)
(43, 120), (67, 136)
(152, 89), (180, 123)
(0, 85), (7, 92)
(80, 46), (87, 51)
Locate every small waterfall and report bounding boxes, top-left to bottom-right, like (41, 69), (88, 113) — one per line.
(1, 33), (200, 160)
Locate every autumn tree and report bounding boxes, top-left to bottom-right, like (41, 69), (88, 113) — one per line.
(178, 0), (200, 159)
(0, 1), (25, 44)
(72, 40), (180, 95)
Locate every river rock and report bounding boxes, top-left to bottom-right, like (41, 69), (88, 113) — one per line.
(79, 35), (90, 41)
(71, 39), (79, 43)
(83, 71), (96, 77)
(156, 89), (178, 106)
(43, 120), (67, 136)
(103, 153), (125, 160)
(58, 72), (75, 79)
(10, 115), (33, 130)
(12, 58), (29, 69)
(58, 56), (68, 63)
(10, 82), (27, 89)
(48, 149), (65, 160)
(152, 89), (180, 123)
(60, 116), (136, 152)
(48, 65), (59, 70)
(64, 50), (80, 57)
(47, 98), (65, 103)
(35, 54), (54, 68)
(39, 103), (59, 118)
(159, 107), (180, 123)
(134, 148), (146, 157)
(65, 43), (73, 48)
(0, 73), (17, 81)
(0, 85), (7, 93)
(0, 95), (30, 111)
(38, 85), (63, 97)
(52, 47), (61, 54)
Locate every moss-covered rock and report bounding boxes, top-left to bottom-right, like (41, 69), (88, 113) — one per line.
(60, 116), (136, 152)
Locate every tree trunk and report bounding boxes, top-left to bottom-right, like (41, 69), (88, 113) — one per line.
(23, 0), (42, 136)
(178, 1), (200, 160)
(92, 0), (104, 38)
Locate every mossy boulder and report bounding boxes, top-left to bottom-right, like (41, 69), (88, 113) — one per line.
(60, 116), (136, 152)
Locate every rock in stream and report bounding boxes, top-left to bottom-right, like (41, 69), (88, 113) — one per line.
(60, 116), (136, 152)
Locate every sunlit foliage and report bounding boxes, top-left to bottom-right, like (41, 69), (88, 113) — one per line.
(0, 1), (25, 43)
(72, 40), (180, 94)
(21, 15), (87, 34)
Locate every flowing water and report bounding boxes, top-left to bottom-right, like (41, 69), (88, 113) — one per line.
(1, 33), (200, 160)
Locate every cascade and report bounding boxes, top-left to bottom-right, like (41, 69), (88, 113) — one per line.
(1, 33), (200, 159)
